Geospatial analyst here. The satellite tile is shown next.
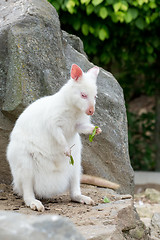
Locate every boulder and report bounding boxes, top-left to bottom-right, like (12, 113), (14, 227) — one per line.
(0, 211), (85, 240)
(0, 0), (134, 194)
(151, 213), (160, 240)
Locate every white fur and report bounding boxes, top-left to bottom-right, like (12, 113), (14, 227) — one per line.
(6, 65), (100, 211)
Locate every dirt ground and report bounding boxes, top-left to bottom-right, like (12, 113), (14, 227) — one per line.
(0, 181), (159, 222)
(0, 183), (120, 225)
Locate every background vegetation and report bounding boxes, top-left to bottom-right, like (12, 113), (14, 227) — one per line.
(48, 0), (160, 171)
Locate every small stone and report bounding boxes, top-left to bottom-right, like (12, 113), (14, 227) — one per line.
(120, 194), (132, 200)
(0, 196), (8, 200)
(13, 207), (20, 210)
(45, 206), (50, 211)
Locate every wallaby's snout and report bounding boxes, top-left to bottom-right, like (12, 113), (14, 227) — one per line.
(86, 106), (95, 115)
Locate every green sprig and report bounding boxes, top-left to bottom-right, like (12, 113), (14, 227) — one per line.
(89, 126), (98, 142)
(69, 155), (74, 165)
(103, 197), (110, 203)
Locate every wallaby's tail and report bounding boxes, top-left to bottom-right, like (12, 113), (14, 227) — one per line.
(81, 174), (120, 190)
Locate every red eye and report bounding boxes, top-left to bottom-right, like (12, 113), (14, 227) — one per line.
(81, 92), (87, 99)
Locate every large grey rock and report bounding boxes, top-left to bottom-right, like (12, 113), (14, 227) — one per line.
(0, 187), (149, 240)
(0, 211), (85, 240)
(0, 0), (134, 194)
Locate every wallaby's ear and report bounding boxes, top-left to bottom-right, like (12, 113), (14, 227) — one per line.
(71, 64), (83, 81)
(87, 66), (99, 78)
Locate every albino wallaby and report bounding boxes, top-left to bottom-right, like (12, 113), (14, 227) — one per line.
(7, 64), (101, 212)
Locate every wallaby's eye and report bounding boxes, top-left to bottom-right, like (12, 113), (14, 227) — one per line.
(81, 92), (88, 99)
(95, 95), (97, 99)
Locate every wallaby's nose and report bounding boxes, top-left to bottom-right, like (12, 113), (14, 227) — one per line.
(86, 106), (95, 115)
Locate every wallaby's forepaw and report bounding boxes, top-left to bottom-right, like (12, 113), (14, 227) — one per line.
(64, 147), (71, 157)
(95, 127), (102, 135)
(71, 195), (95, 205)
(26, 199), (45, 212)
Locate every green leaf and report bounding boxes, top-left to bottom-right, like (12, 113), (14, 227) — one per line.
(92, 0), (104, 6)
(111, 13), (119, 23)
(124, 12), (132, 23)
(99, 7), (108, 19)
(89, 126), (98, 142)
(150, 12), (159, 22)
(128, 8), (138, 19)
(103, 197), (110, 203)
(51, 1), (60, 11)
(107, 0), (114, 4)
(149, 2), (157, 9)
(73, 20), (81, 31)
(69, 155), (74, 165)
(122, 51), (129, 61)
(145, 16), (150, 24)
(147, 55), (155, 63)
(113, 2), (121, 12)
(124, 8), (138, 23)
(89, 26), (95, 34)
(137, 0), (146, 6)
(121, 1), (128, 11)
(147, 46), (154, 54)
(82, 24), (89, 35)
(135, 17), (145, 30)
(115, 11), (125, 22)
(81, 0), (91, 4)
(98, 27), (109, 40)
(66, 0), (76, 14)
(100, 53), (110, 64)
(89, 135), (93, 142)
(86, 4), (94, 15)
(152, 39), (159, 48)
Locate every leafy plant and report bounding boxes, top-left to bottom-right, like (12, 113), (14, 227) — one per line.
(89, 126), (98, 142)
(128, 110), (156, 170)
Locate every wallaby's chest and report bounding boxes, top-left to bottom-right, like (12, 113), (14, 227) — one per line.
(58, 110), (79, 138)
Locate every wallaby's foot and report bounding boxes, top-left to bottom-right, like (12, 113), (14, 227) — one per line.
(71, 194), (94, 205)
(25, 199), (45, 212)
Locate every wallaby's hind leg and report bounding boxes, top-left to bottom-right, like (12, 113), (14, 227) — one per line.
(20, 154), (44, 212)
(69, 138), (94, 205)
(22, 174), (44, 212)
(70, 170), (94, 205)
(9, 150), (45, 212)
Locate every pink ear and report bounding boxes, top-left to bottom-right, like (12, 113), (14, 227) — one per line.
(87, 66), (99, 77)
(71, 64), (83, 81)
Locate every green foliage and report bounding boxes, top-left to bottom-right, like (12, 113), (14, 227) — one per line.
(48, 0), (160, 170)
(128, 110), (156, 170)
(103, 196), (110, 203)
(48, 0), (159, 82)
(89, 126), (98, 142)
(69, 155), (74, 165)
